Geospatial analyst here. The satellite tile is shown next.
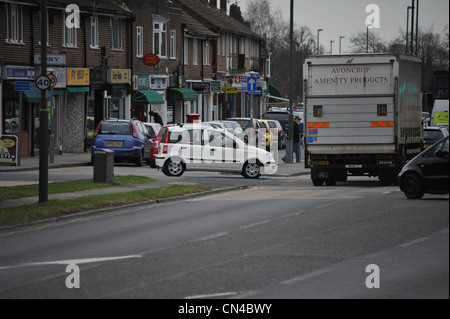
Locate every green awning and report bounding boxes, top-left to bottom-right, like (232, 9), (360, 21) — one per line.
(170, 88), (198, 101)
(133, 90), (165, 105)
(23, 83), (51, 102)
(67, 87), (90, 92)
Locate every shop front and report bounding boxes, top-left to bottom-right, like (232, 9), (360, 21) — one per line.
(132, 75), (166, 124)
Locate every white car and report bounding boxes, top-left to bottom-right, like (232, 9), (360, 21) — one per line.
(155, 125), (278, 178)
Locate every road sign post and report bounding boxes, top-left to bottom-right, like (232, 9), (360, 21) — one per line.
(39, 0), (49, 203)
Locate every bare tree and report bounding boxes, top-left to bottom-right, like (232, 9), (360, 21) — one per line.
(244, 0), (315, 102)
(349, 31), (387, 53)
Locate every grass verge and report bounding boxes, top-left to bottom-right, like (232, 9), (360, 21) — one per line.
(0, 184), (211, 227)
(0, 175), (155, 201)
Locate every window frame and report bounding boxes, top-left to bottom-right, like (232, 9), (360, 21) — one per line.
(5, 3), (24, 45)
(153, 20), (167, 58)
(136, 26), (143, 57)
(111, 17), (123, 50)
(90, 16), (99, 49)
(170, 29), (177, 60)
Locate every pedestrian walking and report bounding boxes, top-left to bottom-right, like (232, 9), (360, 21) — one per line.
(150, 110), (163, 126)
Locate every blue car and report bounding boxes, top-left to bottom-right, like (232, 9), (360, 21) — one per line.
(92, 119), (152, 166)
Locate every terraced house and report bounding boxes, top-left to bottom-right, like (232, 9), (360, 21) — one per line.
(0, 0), (269, 157)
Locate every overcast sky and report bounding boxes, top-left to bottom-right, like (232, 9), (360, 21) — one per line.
(238, 0), (449, 53)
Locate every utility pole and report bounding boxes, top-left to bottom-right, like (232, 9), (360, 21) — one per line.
(286, 0), (294, 163)
(415, 0), (419, 56)
(339, 36), (345, 54)
(410, 0), (415, 56)
(406, 6), (412, 54)
(39, 0), (48, 203)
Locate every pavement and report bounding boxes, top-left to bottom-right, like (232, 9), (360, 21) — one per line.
(0, 151), (310, 212)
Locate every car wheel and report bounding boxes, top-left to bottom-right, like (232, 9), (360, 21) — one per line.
(402, 173), (425, 200)
(312, 179), (324, 186)
(163, 158), (185, 177)
(242, 161), (261, 179)
(135, 151), (143, 167)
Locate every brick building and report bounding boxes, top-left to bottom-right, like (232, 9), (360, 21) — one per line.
(1, 0), (269, 157)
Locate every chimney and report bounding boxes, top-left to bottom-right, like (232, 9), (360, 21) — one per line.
(220, 0), (227, 12)
(210, 0), (218, 8)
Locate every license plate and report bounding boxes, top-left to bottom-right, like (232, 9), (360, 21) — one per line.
(346, 164), (363, 168)
(309, 161), (329, 166)
(107, 141), (122, 147)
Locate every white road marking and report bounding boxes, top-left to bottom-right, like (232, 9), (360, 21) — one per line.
(280, 268), (333, 285)
(190, 232), (228, 243)
(399, 237), (430, 248)
(185, 292), (237, 299)
(0, 255), (142, 270)
(240, 220), (269, 229)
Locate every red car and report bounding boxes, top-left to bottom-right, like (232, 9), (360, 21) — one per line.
(149, 124), (175, 168)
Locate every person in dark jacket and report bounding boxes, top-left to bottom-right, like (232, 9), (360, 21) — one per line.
(150, 110), (163, 126)
(282, 116), (302, 163)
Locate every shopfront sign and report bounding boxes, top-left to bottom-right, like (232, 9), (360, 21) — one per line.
(0, 135), (19, 166)
(34, 54), (66, 66)
(133, 75), (150, 90)
(3, 66), (35, 80)
(67, 68), (90, 86)
(109, 69), (131, 84)
(210, 81), (222, 93)
(192, 82), (211, 94)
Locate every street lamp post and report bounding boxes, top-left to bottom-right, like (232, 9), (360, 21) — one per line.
(317, 29), (323, 54)
(339, 36), (345, 54)
(330, 40), (334, 54)
(406, 6), (412, 54)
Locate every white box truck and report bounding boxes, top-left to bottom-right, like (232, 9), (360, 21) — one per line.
(303, 54), (422, 186)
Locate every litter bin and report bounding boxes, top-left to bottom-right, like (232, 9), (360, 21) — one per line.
(186, 113), (201, 123)
(93, 149), (114, 184)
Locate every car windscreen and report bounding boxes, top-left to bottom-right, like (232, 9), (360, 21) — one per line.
(267, 121), (278, 128)
(262, 112), (289, 122)
(99, 122), (132, 135)
(145, 125), (157, 138)
(424, 130), (444, 141)
(233, 120), (251, 131)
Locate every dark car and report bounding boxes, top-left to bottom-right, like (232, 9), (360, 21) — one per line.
(262, 110), (304, 135)
(92, 119), (152, 166)
(398, 136), (449, 199)
(422, 126), (449, 150)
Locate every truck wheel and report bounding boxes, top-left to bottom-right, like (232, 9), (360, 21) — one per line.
(402, 174), (425, 199)
(312, 179), (324, 186)
(325, 178), (337, 186)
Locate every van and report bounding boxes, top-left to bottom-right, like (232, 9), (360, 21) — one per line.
(431, 99), (449, 127)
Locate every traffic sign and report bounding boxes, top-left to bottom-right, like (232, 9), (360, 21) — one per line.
(247, 76), (257, 92)
(35, 75), (51, 90)
(47, 73), (58, 88)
